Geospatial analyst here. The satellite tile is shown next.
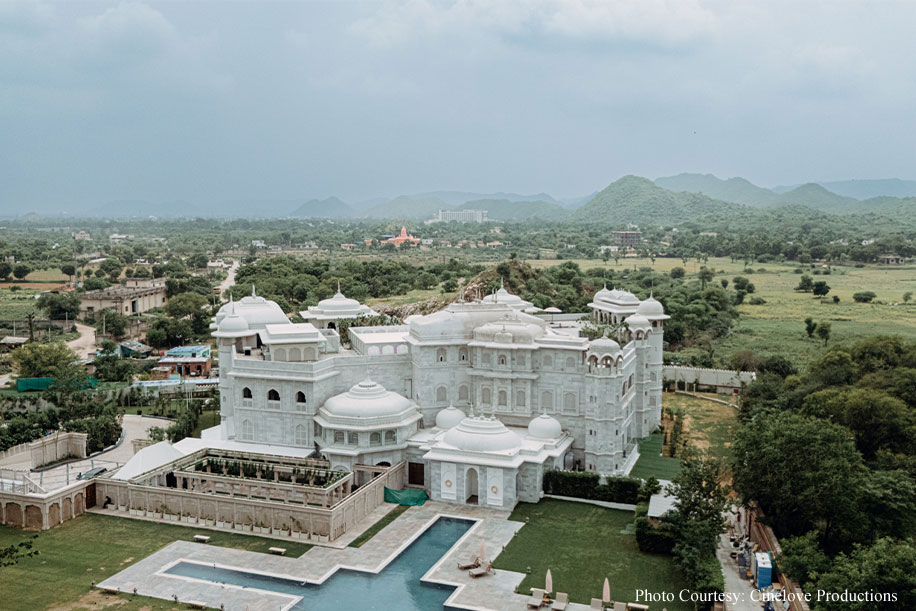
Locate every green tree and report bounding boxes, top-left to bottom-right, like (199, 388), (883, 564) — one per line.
(813, 280), (831, 297)
(0, 537), (38, 567)
(0, 261), (11, 280)
(698, 266), (714, 290)
(670, 266), (685, 279)
(36, 292), (80, 320)
(904, 291), (913, 303)
(11, 341), (82, 379)
(805, 317), (817, 338)
(13, 263), (31, 280)
(795, 274), (814, 292)
(93, 340), (135, 382)
(815, 538), (916, 610)
(816, 321), (832, 345)
(853, 291), (877, 303)
(95, 308), (128, 339)
(60, 264), (76, 282)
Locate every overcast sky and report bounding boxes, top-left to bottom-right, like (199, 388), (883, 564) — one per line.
(2, 0), (915, 212)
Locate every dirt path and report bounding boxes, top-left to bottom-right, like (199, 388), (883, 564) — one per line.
(67, 322), (97, 358)
(216, 260), (239, 295)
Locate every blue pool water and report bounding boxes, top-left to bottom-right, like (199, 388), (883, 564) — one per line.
(164, 516), (474, 610)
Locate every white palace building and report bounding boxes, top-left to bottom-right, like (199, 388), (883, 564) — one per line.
(195, 285), (668, 510)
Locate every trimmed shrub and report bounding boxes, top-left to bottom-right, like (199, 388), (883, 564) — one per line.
(542, 470), (641, 504)
(635, 516), (677, 554)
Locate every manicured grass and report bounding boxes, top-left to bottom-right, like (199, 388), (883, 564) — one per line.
(493, 499), (691, 609)
(629, 433), (681, 481)
(348, 504), (410, 548)
(0, 513), (311, 610)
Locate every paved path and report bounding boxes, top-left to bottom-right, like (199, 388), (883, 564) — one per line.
(217, 261), (239, 296)
(717, 533), (764, 611)
(67, 321), (97, 358)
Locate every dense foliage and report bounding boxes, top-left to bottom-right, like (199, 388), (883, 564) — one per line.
(542, 470), (642, 505)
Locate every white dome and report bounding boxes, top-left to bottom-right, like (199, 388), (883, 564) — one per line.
(317, 291), (361, 311)
(616, 290), (639, 304)
(443, 415), (522, 452)
(232, 294), (290, 328)
(637, 297), (665, 317)
(627, 314), (651, 329)
(527, 414), (562, 439)
(594, 285), (614, 302)
(218, 313), (250, 334)
(589, 336), (621, 352)
(322, 379), (413, 419)
(435, 406), (466, 430)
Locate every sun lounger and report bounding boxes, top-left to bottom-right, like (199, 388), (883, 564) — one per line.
(590, 599), (605, 610)
(457, 555), (480, 570)
(613, 603), (627, 611)
(626, 604), (649, 611)
(552, 592), (569, 610)
(527, 587), (546, 608)
(469, 562), (494, 578)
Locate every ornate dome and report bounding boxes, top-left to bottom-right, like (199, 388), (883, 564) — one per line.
(474, 320), (544, 344)
(594, 284), (614, 302)
(527, 414), (562, 439)
(443, 414), (522, 452)
(322, 379), (413, 419)
(435, 405), (466, 430)
(616, 290), (640, 304)
(316, 291), (361, 311)
(637, 296), (665, 318)
(218, 313), (249, 334)
(627, 314), (651, 329)
(589, 336), (621, 353)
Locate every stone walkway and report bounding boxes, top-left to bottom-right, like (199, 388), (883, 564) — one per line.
(99, 501), (600, 610)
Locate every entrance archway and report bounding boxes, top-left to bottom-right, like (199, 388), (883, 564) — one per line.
(466, 468), (479, 505)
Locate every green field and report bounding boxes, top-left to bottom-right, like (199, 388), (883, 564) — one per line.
(629, 433), (682, 481)
(493, 499), (690, 609)
(665, 393), (738, 463)
(0, 513), (312, 610)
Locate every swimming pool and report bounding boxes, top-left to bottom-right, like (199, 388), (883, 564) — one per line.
(164, 516), (474, 610)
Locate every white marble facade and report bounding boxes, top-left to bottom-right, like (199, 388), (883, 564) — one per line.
(210, 285), (667, 509)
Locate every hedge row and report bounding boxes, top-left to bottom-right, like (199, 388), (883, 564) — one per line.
(542, 470), (642, 504)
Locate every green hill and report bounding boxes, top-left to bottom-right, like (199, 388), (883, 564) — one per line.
(776, 183), (861, 213)
(463, 199), (568, 221)
(655, 173), (781, 207)
(571, 176), (746, 226)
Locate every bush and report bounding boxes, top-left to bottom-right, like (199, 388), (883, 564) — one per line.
(542, 470), (642, 504)
(749, 297), (766, 305)
(853, 291), (877, 303)
(635, 516), (677, 554)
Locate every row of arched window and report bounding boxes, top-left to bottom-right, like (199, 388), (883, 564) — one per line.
(238, 420), (308, 445)
(241, 387), (307, 408)
(327, 429), (397, 447)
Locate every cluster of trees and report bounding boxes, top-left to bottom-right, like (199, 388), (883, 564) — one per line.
(734, 337), (916, 607)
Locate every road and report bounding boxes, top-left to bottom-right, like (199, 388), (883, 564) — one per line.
(217, 260), (239, 296)
(67, 321), (97, 358)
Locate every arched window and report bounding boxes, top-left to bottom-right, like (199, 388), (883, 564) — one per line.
(541, 391), (553, 410)
(498, 390), (507, 407)
(370, 432), (382, 447)
(516, 390), (526, 407)
(382, 344), (394, 355)
(482, 388), (491, 405)
(564, 392), (577, 413)
(436, 348), (446, 362)
(295, 424), (307, 445)
(459, 348), (468, 362)
(242, 387), (252, 399)
(313, 421), (322, 437)
(288, 347), (301, 361)
(588, 355), (598, 366)
(267, 389), (280, 401)
(498, 355), (507, 366)
(565, 356), (576, 369)
(458, 385), (469, 402)
(396, 344), (408, 355)
(348, 432), (358, 445)
(385, 430), (396, 444)
(241, 419), (253, 440)
(436, 386), (448, 404)
(274, 348), (287, 362)
(334, 431), (345, 444)
(542, 354), (553, 367)
(296, 391), (306, 404)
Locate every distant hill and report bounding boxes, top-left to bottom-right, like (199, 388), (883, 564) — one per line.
(292, 197), (354, 218)
(776, 183), (861, 213)
(363, 195), (449, 220)
(655, 173), (781, 207)
(462, 199), (568, 221)
(571, 175), (745, 226)
(774, 178), (916, 199)
(412, 190), (561, 206)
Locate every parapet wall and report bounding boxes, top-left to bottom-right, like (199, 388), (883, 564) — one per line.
(662, 366), (756, 390)
(0, 432), (88, 469)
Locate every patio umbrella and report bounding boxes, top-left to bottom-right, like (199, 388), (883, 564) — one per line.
(479, 539), (487, 563)
(603, 577), (611, 603)
(545, 569), (553, 595)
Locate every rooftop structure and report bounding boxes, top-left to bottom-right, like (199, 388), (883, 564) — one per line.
(383, 226), (421, 247)
(299, 285), (377, 330)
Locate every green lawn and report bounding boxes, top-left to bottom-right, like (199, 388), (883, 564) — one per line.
(493, 499), (691, 609)
(664, 393), (738, 463)
(629, 433), (682, 481)
(0, 513), (311, 610)
(348, 504), (410, 547)
(191, 409), (220, 438)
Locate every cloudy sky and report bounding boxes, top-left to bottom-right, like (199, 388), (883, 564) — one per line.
(2, 0), (915, 212)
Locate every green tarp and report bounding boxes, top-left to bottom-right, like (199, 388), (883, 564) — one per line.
(384, 487), (428, 506)
(16, 376), (100, 392)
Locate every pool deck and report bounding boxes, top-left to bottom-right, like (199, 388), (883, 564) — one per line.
(98, 501), (599, 610)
